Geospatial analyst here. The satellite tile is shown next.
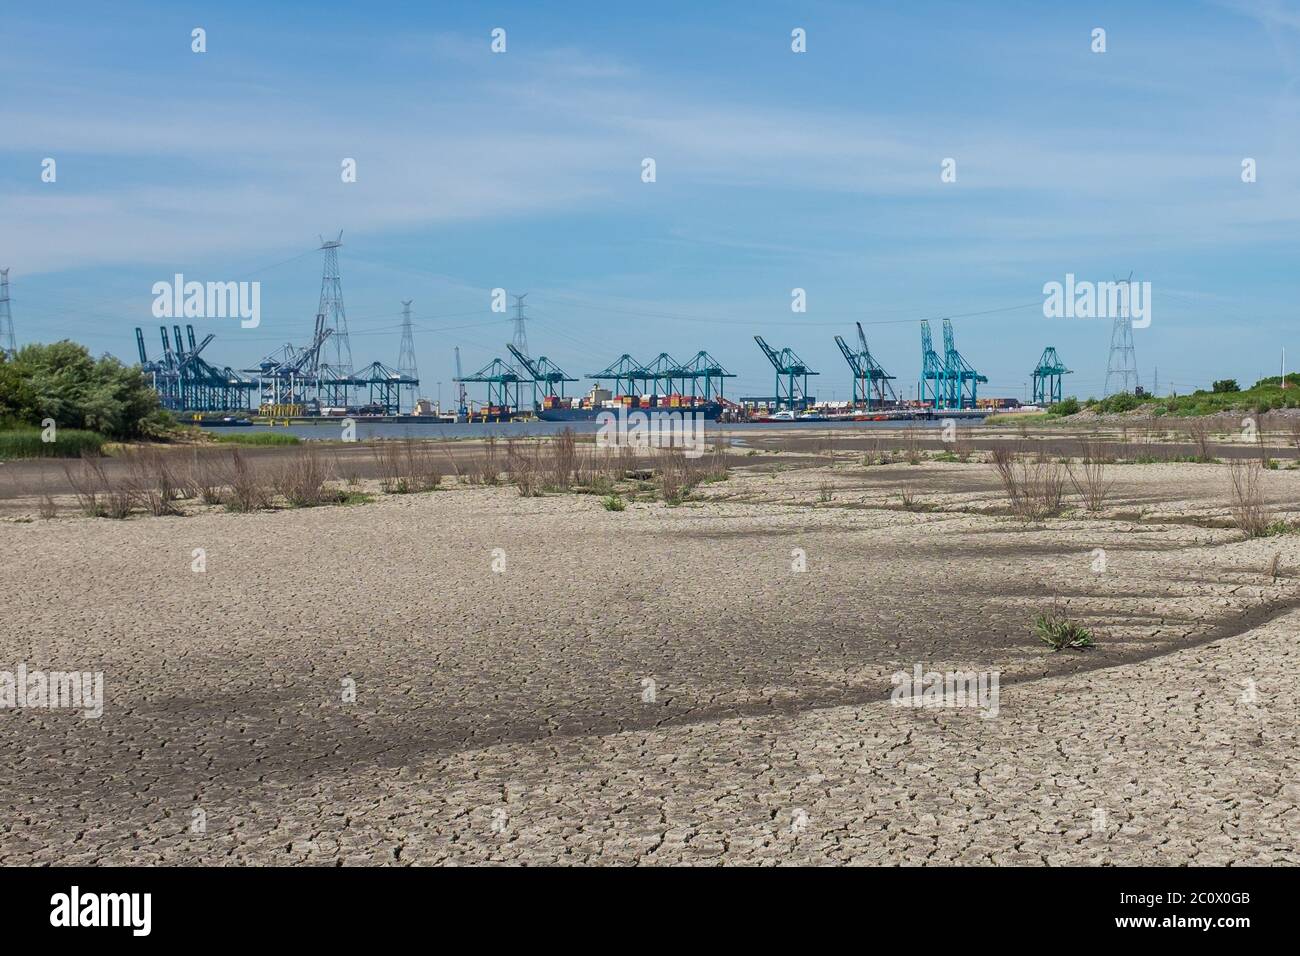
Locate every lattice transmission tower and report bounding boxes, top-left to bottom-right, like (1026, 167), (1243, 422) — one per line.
(397, 299), (419, 413)
(316, 233), (354, 380)
(0, 269), (16, 358)
(1104, 274), (1140, 395)
(511, 293), (530, 359)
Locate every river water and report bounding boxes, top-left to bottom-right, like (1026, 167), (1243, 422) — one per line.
(198, 417), (978, 442)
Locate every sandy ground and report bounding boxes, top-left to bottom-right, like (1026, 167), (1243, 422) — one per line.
(0, 451), (1296, 865)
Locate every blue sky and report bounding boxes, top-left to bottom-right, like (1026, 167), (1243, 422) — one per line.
(3, 0), (1299, 401)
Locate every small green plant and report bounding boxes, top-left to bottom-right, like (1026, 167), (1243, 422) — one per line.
(1034, 613), (1096, 651)
(601, 494), (626, 512)
(212, 431), (300, 446)
(817, 481), (834, 503)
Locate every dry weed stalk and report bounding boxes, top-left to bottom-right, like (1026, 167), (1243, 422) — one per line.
(1228, 459), (1272, 537)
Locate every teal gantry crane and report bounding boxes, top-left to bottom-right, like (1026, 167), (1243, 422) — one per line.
(350, 361), (419, 415)
(754, 336), (818, 410)
(919, 320), (946, 408)
(682, 351), (735, 401)
(835, 321), (897, 409)
(1031, 347), (1071, 405)
(456, 357), (525, 413)
(508, 343), (576, 410)
(587, 354), (648, 397)
(941, 319), (986, 409)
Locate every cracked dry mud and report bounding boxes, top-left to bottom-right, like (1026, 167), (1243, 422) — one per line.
(0, 457), (1296, 865)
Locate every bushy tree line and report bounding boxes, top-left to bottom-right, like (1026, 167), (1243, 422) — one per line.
(0, 341), (170, 439)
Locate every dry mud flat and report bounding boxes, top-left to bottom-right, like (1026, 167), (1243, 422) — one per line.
(0, 457), (1297, 865)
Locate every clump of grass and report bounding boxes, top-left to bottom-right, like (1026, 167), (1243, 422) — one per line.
(372, 439), (443, 494)
(546, 428), (578, 491)
(817, 480), (834, 503)
(1065, 440), (1114, 512)
(656, 449), (694, 504)
(220, 448), (272, 512)
(0, 428), (106, 459)
(62, 454), (110, 517)
(601, 494), (626, 512)
(188, 450), (224, 505)
(1034, 612), (1096, 651)
(211, 431), (300, 446)
(123, 447), (183, 516)
(272, 445), (332, 506)
(991, 447), (1064, 520)
(903, 426), (922, 465)
(505, 439), (542, 496)
(37, 486), (58, 520)
(468, 436), (501, 486)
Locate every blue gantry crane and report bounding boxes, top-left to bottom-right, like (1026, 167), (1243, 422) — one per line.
(136, 324), (256, 411)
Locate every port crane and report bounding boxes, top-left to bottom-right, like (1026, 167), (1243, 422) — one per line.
(508, 343), (576, 409)
(941, 319), (987, 409)
(754, 336), (818, 411)
(453, 347), (469, 418)
(919, 320), (946, 409)
(835, 322), (897, 409)
(1031, 347), (1071, 405)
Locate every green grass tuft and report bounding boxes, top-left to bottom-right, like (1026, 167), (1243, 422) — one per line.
(1034, 613), (1096, 651)
(0, 428), (106, 459)
(211, 431), (301, 446)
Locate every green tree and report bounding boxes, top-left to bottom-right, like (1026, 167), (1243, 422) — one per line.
(1212, 379), (1240, 393)
(0, 341), (169, 439)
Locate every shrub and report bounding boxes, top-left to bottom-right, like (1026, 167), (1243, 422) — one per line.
(1228, 459), (1272, 537)
(601, 494), (626, 512)
(1048, 396), (1080, 417)
(990, 447), (1064, 520)
(0, 341), (169, 439)
(1066, 441), (1113, 512)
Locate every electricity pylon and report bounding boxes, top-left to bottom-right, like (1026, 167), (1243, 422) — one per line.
(1104, 273), (1140, 395)
(316, 232), (354, 382)
(397, 299), (419, 413)
(0, 269), (16, 358)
